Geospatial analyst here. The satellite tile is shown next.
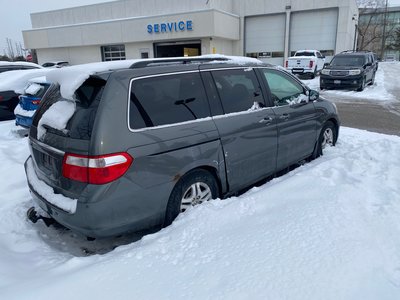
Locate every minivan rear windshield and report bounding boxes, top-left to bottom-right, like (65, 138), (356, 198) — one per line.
(32, 76), (106, 140)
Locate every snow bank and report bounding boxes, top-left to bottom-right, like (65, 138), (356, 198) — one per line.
(1, 119), (400, 299)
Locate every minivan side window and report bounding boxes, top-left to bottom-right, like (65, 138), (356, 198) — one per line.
(211, 69), (264, 114)
(129, 72), (210, 130)
(261, 69), (304, 106)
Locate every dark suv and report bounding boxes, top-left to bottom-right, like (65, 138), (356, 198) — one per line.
(25, 56), (339, 238)
(320, 51), (376, 91)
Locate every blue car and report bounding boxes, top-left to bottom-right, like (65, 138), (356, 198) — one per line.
(15, 80), (50, 128)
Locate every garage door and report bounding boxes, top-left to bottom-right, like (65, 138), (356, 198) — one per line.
(289, 9), (338, 60)
(245, 14), (286, 66)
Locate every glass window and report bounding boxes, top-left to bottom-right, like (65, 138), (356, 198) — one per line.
(129, 73), (210, 129)
(101, 44), (126, 61)
(261, 69), (305, 106)
(211, 69), (264, 114)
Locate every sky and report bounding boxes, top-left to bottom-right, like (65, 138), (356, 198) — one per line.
(1, 0), (400, 57)
(0, 0), (113, 56)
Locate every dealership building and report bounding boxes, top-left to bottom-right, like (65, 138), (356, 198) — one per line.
(23, 0), (358, 66)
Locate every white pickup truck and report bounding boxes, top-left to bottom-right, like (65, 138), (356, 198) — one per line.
(285, 50), (326, 78)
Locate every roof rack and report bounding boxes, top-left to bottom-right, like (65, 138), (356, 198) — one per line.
(129, 57), (229, 69)
(340, 50), (372, 54)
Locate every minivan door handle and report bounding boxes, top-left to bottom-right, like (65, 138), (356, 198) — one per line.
(259, 116), (274, 125)
(279, 113), (290, 121)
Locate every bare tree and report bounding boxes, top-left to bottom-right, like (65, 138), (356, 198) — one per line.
(357, 0), (396, 55)
(6, 38), (15, 59)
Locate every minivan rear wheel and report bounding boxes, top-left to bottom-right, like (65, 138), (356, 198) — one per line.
(163, 169), (219, 227)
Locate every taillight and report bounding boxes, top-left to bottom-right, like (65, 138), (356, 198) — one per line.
(309, 60), (314, 68)
(0, 95), (3, 101)
(62, 152), (133, 184)
(32, 100), (41, 105)
(285, 60), (288, 68)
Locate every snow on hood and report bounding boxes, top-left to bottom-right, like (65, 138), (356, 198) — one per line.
(0, 69), (52, 94)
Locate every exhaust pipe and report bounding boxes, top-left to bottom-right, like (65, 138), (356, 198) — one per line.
(27, 207), (55, 227)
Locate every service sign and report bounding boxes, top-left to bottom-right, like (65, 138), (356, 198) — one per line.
(147, 20), (193, 33)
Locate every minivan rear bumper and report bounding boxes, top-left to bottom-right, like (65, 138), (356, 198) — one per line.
(25, 156), (167, 238)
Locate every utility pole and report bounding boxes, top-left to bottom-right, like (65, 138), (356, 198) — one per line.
(352, 15), (358, 51)
(380, 0), (388, 60)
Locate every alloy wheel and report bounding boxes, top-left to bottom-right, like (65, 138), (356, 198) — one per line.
(180, 182), (212, 212)
(321, 127), (334, 149)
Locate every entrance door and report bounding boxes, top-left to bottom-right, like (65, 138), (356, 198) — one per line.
(154, 41), (201, 58)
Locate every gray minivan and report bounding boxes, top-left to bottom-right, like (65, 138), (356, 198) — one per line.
(25, 56), (339, 238)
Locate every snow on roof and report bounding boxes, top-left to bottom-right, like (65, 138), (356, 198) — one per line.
(0, 69), (52, 94)
(45, 59), (140, 100)
(0, 61), (43, 68)
(45, 55), (263, 100)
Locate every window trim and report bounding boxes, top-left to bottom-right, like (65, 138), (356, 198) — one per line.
(258, 67), (308, 107)
(208, 67), (267, 115)
(127, 70), (211, 133)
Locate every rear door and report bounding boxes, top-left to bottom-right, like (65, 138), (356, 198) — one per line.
(258, 68), (318, 170)
(205, 68), (278, 191)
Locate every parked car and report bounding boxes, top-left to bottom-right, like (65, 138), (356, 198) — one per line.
(0, 69), (51, 121)
(42, 61), (69, 68)
(320, 51), (376, 91)
(25, 56), (340, 238)
(15, 77), (51, 128)
(0, 61), (42, 74)
(285, 50), (325, 78)
(384, 54), (397, 62)
(0, 90), (20, 121)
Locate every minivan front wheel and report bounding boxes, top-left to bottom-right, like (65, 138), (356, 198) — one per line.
(311, 121), (337, 159)
(163, 169), (219, 227)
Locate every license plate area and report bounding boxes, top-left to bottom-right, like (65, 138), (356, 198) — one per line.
(334, 80), (341, 84)
(41, 152), (53, 170)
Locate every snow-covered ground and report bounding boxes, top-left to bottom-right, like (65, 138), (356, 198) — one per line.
(301, 61), (400, 103)
(1, 119), (400, 299)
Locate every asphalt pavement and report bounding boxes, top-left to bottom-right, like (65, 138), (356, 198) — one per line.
(333, 101), (400, 136)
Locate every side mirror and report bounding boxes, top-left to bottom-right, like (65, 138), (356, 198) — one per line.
(309, 89), (319, 101)
(365, 62), (372, 67)
(323, 62), (330, 68)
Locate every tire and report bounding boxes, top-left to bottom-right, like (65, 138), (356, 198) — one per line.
(163, 169), (219, 227)
(357, 77), (366, 91)
(310, 121), (337, 160)
(311, 66), (317, 79)
(370, 73), (375, 85)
